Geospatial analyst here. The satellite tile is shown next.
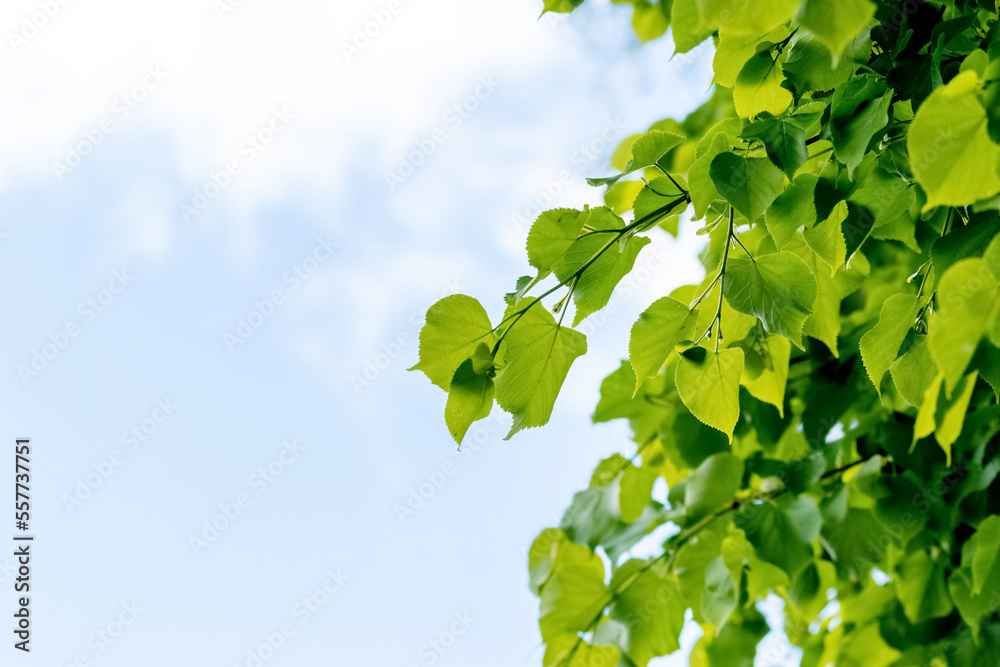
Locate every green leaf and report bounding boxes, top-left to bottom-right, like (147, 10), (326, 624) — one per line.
(560, 487), (618, 549)
(822, 508), (890, 578)
(610, 561), (685, 665)
(736, 329), (791, 415)
(588, 130), (685, 187)
(835, 623), (902, 667)
(723, 252), (819, 347)
(603, 180), (644, 215)
(714, 27), (790, 88)
(593, 361), (670, 443)
(671, 0), (712, 53)
(683, 453), (744, 521)
(529, 528), (565, 595)
(444, 360), (495, 444)
(631, 0), (671, 42)
(737, 493), (821, 576)
(973, 516), (1000, 596)
(633, 176), (687, 222)
(860, 293), (923, 395)
(829, 76), (893, 176)
(913, 372), (977, 466)
(701, 609), (771, 665)
(701, 556), (739, 627)
(934, 372), (977, 465)
(765, 174), (818, 248)
(543, 636), (620, 667)
(893, 549), (954, 624)
(848, 154), (917, 229)
(541, 0), (585, 14)
(412, 295), (496, 391)
(788, 238), (841, 354)
(675, 346), (745, 441)
(803, 200), (848, 274)
(949, 522), (1000, 642)
(538, 541), (610, 641)
(928, 258), (1000, 393)
(495, 300), (587, 438)
(974, 341), (1000, 401)
(527, 208), (585, 283)
(931, 217), (999, 280)
(908, 70), (1000, 211)
(590, 453), (630, 487)
(794, 0), (875, 61)
(673, 524), (735, 625)
(710, 153), (786, 223)
(689, 133), (732, 220)
(631, 130), (684, 169)
(553, 209), (652, 325)
(733, 52), (793, 118)
(619, 460), (659, 523)
(784, 29), (872, 92)
(741, 111), (819, 178)
(912, 373), (944, 446)
(696, 0), (801, 35)
(949, 568), (1000, 644)
(629, 297), (699, 394)
(721, 527), (790, 600)
(890, 334), (937, 407)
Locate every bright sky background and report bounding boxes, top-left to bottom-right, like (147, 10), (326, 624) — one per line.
(0, 0), (758, 664)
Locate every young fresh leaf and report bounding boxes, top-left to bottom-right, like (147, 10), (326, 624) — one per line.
(671, 0), (712, 53)
(913, 372), (977, 465)
(526, 208), (585, 283)
(860, 293), (924, 396)
(629, 297), (699, 394)
(609, 562), (685, 666)
(765, 174), (818, 248)
(688, 133), (732, 220)
(538, 541), (610, 641)
(890, 334), (937, 407)
(795, 0), (875, 61)
(553, 208), (652, 325)
(445, 359), (495, 443)
(928, 258), (1000, 393)
(736, 329), (791, 415)
(733, 52), (793, 118)
(588, 130), (685, 187)
(784, 29), (872, 92)
(803, 200), (848, 274)
(788, 238), (842, 355)
(682, 453), (744, 521)
(908, 70), (1000, 211)
(495, 300), (587, 438)
(737, 494), (822, 577)
(675, 346), (745, 441)
(741, 112), (820, 178)
(696, 0), (801, 35)
(723, 252), (819, 347)
(828, 76), (892, 175)
(412, 295), (496, 390)
(710, 153), (786, 223)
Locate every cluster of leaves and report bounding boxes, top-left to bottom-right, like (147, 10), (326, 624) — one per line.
(412, 0), (1000, 665)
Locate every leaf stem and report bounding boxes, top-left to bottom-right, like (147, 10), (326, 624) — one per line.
(696, 207), (734, 349)
(731, 231), (755, 261)
(491, 195), (689, 353)
(690, 272), (722, 309)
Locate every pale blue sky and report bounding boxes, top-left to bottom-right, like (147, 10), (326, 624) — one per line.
(0, 0), (725, 664)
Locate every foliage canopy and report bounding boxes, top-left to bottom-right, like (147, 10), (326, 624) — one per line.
(413, 0), (1000, 664)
